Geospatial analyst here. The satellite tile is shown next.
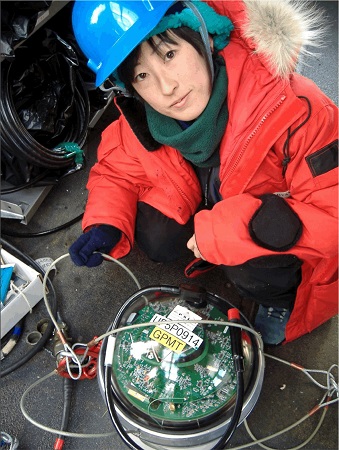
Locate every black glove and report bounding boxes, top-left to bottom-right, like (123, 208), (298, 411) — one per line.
(69, 225), (122, 267)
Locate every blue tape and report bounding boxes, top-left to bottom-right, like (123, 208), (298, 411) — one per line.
(1, 265), (14, 304)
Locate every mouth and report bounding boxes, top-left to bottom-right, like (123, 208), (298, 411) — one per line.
(171, 92), (190, 108)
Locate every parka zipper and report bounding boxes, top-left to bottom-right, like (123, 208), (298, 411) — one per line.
(165, 96), (286, 211)
(204, 167), (212, 207)
(223, 95), (287, 183)
(166, 173), (196, 215)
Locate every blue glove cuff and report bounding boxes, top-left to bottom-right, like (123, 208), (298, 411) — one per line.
(69, 225), (122, 267)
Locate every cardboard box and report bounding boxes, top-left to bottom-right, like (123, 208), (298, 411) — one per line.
(1, 249), (44, 338)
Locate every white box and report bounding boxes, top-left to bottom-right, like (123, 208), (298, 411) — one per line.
(1, 249), (44, 338)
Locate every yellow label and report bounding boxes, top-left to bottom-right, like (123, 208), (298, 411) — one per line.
(150, 327), (186, 354)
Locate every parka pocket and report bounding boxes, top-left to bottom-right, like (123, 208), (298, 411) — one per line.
(305, 278), (338, 332)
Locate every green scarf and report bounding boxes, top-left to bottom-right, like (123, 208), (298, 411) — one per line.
(145, 58), (228, 168)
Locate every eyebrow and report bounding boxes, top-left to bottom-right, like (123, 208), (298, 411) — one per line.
(134, 37), (177, 72)
(150, 37), (174, 58)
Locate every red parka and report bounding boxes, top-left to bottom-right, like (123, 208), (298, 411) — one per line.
(82, 0), (338, 343)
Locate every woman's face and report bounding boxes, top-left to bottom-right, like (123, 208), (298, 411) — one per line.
(131, 33), (212, 121)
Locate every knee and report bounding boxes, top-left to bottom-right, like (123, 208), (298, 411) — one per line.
(135, 202), (193, 262)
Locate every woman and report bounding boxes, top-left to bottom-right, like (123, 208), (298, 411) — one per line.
(70, 0), (338, 345)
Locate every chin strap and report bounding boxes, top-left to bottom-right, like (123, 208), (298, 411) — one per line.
(183, 1), (214, 82)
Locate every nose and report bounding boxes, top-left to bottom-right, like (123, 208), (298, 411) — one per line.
(156, 70), (178, 96)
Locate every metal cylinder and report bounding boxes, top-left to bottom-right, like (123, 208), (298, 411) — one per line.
(98, 285), (265, 449)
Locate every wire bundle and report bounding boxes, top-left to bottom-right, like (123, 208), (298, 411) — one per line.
(0, 39), (90, 186)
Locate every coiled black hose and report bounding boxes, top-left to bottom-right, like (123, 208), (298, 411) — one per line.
(0, 58), (90, 171)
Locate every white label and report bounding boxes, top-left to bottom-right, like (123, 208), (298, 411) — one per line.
(167, 305), (202, 331)
(150, 310), (203, 350)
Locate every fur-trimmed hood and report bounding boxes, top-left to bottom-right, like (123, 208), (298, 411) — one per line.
(238, 0), (327, 77)
(115, 0), (328, 149)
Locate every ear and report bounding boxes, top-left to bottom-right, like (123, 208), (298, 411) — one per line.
(209, 35), (214, 53)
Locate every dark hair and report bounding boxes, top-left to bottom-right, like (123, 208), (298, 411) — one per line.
(117, 27), (209, 94)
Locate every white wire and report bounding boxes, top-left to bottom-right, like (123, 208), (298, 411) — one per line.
(42, 253), (69, 332)
(9, 280), (32, 313)
(20, 321), (261, 440)
(242, 408), (327, 450)
(20, 370), (115, 438)
(41, 252), (141, 379)
(229, 394), (330, 450)
(34, 251), (338, 449)
(24, 252), (264, 441)
(100, 252), (141, 290)
(227, 355), (338, 450)
(94, 319), (264, 352)
(265, 354), (338, 391)
(42, 252), (141, 333)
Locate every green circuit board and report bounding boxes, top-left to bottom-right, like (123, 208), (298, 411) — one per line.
(112, 298), (240, 422)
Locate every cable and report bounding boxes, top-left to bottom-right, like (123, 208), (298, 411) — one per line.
(15, 250), (338, 449)
(1, 213), (84, 238)
(1, 50), (90, 186)
(229, 397), (329, 450)
(211, 370), (244, 450)
(92, 319), (263, 348)
(0, 61), (87, 169)
(53, 377), (74, 450)
(227, 355), (338, 450)
(104, 363), (143, 450)
(38, 252), (142, 380)
(19, 370), (115, 439)
(265, 354), (338, 392)
(0, 238), (58, 377)
(0, 170), (53, 194)
(210, 309), (245, 450)
(282, 96), (311, 176)
(21, 252), (260, 445)
(0, 431), (19, 450)
(40, 253), (141, 339)
(243, 408), (327, 450)
(100, 304), (261, 450)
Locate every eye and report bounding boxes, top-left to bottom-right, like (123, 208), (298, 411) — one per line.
(164, 50), (175, 61)
(134, 72), (148, 82)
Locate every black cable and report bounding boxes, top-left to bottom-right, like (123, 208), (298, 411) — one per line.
(104, 365), (144, 450)
(53, 377), (74, 450)
(0, 238), (58, 377)
(1, 213), (84, 238)
(103, 330), (245, 450)
(1, 61), (75, 168)
(0, 57), (90, 175)
(60, 378), (73, 432)
(211, 371), (245, 449)
(210, 310), (245, 449)
(101, 288), (254, 450)
(282, 96), (312, 176)
(0, 170), (53, 194)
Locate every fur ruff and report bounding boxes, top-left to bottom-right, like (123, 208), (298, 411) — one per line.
(242, 0), (327, 77)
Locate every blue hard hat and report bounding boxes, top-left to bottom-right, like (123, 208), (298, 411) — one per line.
(72, 0), (176, 87)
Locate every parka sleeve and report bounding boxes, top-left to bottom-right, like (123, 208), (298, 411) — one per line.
(82, 118), (151, 258)
(194, 101), (338, 266)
